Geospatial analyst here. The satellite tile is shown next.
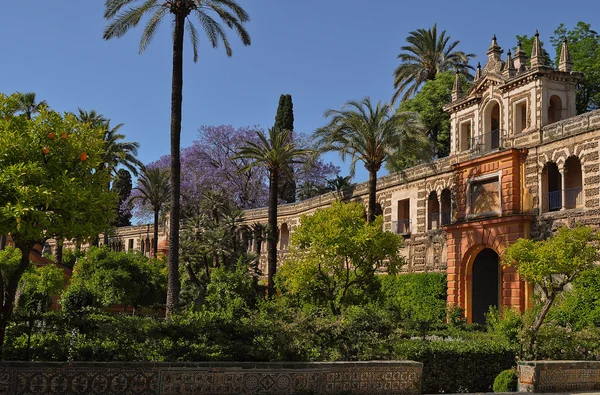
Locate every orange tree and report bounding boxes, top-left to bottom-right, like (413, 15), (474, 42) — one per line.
(0, 93), (117, 349)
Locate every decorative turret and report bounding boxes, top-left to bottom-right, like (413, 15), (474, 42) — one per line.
(452, 69), (463, 101)
(504, 49), (516, 77)
(530, 30), (545, 68)
(483, 35), (504, 74)
(558, 37), (573, 73)
(513, 41), (528, 72)
(474, 62), (482, 80)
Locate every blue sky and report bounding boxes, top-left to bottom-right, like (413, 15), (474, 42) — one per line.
(1, 1), (598, 183)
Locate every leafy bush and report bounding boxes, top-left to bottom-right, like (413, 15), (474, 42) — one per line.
(379, 273), (447, 334)
(549, 266), (600, 330)
(392, 337), (516, 393)
(493, 368), (517, 392)
(486, 307), (525, 344)
(69, 247), (166, 309)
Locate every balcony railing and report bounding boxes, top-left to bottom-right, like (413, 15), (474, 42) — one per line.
(441, 211), (452, 226)
(471, 129), (501, 155)
(428, 212), (440, 230)
(565, 187), (583, 209)
(543, 187), (583, 212)
(392, 219), (411, 235)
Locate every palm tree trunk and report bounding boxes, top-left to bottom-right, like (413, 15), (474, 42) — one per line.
(166, 10), (185, 320)
(368, 169), (378, 223)
(267, 170), (279, 297)
(153, 209), (159, 259)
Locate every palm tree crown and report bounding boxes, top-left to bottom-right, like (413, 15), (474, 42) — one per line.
(315, 97), (427, 222)
(393, 24), (474, 104)
(103, 0), (251, 61)
(235, 127), (311, 296)
(132, 166), (171, 257)
(14, 92), (47, 120)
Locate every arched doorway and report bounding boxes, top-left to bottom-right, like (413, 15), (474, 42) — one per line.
(471, 248), (499, 324)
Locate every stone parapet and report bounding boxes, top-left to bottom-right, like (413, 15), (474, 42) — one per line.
(518, 360), (600, 392)
(541, 109), (600, 142)
(0, 360), (423, 395)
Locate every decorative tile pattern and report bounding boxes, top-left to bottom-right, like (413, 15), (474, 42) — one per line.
(0, 362), (422, 395)
(518, 361), (600, 392)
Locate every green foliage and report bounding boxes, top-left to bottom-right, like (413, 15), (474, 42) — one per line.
(112, 169), (133, 226)
(504, 226), (599, 297)
(493, 368), (518, 392)
(393, 337), (516, 393)
(61, 248), (84, 269)
(392, 71), (468, 163)
(16, 265), (66, 314)
(69, 247), (167, 309)
(278, 201), (403, 314)
(379, 273), (447, 334)
(393, 24), (474, 103)
(549, 266), (600, 329)
(0, 246), (22, 290)
(486, 307), (525, 344)
(551, 22), (600, 113)
(0, 93), (117, 243)
(514, 34), (553, 65)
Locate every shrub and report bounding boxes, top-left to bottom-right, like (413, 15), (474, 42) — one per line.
(493, 368), (518, 392)
(549, 266), (600, 330)
(391, 337), (516, 393)
(379, 273), (447, 333)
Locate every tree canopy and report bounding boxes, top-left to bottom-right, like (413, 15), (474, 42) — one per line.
(278, 201), (403, 314)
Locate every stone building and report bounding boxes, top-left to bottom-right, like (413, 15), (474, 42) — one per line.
(54, 31), (600, 324)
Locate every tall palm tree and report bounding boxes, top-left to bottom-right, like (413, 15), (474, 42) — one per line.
(14, 92), (47, 119)
(235, 127), (311, 296)
(103, 0), (251, 318)
(131, 167), (171, 258)
(392, 24), (474, 104)
(315, 97), (427, 223)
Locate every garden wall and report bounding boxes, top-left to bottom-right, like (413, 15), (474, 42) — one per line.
(518, 361), (600, 392)
(0, 360), (422, 395)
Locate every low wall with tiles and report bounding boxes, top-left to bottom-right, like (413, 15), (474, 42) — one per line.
(0, 360), (423, 395)
(518, 361), (600, 392)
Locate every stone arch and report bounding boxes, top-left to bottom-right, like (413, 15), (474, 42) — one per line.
(541, 161), (562, 212)
(279, 223), (290, 250)
(461, 243), (502, 324)
(564, 155), (583, 209)
(440, 188), (452, 225)
(548, 95), (563, 124)
(427, 191), (440, 230)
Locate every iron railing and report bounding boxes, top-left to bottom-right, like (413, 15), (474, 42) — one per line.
(441, 211), (452, 226)
(391, 219), (411, 235)
(471, 129), (501, 155)
(543, 187), (583, 212)
(565, 187), (583, 209)
(428, 212), (440, 230)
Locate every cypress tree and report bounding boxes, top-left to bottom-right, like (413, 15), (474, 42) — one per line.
(274, 94), (297, 203)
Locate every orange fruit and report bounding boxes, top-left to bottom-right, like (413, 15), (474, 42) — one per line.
(61, 132), (68, 139)
(42, 147), (50, 155)
(79, 152), (88, 161)
(48, 132), (55, 139)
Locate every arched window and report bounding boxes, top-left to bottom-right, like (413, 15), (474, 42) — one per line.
(477, 101), (501, 153)
(541, 162), (561, 212)
(279, 223), (290, 250)
(564, 156), (583, 209)
(427, 191), (440, 230)
(548, 95), (563, 124)
(440, 189), (452, 225)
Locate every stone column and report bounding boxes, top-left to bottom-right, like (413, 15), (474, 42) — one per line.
(559, 167), (566, 211)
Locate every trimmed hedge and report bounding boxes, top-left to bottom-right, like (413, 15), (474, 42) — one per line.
(392, 338), (516, 393)
(493, 368), (518, 392)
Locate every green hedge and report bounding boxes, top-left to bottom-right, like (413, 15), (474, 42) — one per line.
(392, 337), (516, 393)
